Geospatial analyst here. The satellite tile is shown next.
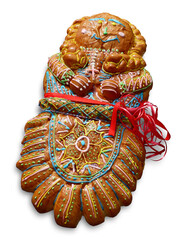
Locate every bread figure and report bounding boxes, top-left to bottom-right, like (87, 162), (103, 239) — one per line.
(17, 13), (170, 228)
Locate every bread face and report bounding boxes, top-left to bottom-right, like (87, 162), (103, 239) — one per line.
(53, 13), (149, 101)
(75, 13), (134, 53)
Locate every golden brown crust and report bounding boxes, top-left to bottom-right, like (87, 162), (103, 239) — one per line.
(81, 183), (105, 225)
(69, 75), (93, 96)
(54, 183), (82, 228)
(46, 12), (150, 100)
(45, 54), (152, 102)
(32, 172), (65, 213)
(101, 79), (121, 100)
(17, 13), (153, 228)
(17, 111), (145, 227)
(62, 44), (88, 70)
(75, 13), (134, 53)
(60, 13), (146, 76)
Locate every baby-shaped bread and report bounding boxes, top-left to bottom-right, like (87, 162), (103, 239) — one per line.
(17, 13), (169, 228)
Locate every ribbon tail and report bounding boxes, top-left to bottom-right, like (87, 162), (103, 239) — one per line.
(155, 119), (171, 141)
(108, 102), (120, 137)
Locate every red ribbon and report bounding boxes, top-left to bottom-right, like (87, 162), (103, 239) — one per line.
(113, 99), (171, 160)
(44, 92), (171, 160)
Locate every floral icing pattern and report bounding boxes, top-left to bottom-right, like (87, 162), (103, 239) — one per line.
(59, 119), (113, 173)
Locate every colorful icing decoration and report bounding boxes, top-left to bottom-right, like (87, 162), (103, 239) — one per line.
(101, 79), (121, 100)
(91, 33), (120, 43)
(69, 75), (93, 97)
(17, 12), (170, 228)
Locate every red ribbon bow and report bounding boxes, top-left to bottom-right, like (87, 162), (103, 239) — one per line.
(110, 98), (171, 160)
(44, 93), (171, 160)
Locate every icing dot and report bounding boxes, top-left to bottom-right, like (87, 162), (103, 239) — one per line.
(81, 140), (85, 146)
(119, 32), (125, 37)
(81, 28), (87, 34)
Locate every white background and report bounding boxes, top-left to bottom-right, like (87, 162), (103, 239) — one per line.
(1, 0), (186, 239)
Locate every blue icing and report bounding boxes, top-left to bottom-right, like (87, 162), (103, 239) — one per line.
(108, 19), (126, 27)
(58, 121), (70, 129)
(89, 17), (106, 21)
(61, 85), (69, 94)
(91, 33), (120, 43)
(48, 113), (125, 184)
(46, 71), (61, 93)
(125, 92), (144, 108)
(81, 140), (85, 146)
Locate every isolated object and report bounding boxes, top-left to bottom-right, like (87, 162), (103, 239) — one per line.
(17, 13), (170, 228)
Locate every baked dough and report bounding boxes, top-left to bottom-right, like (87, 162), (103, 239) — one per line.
(17, 13), (159, 228)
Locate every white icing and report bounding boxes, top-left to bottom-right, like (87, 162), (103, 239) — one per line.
(81, 28), (87, 34)
(119, 32), (125, 37)
(75, 136), (90, 153)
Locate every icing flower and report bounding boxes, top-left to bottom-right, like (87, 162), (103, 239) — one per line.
(60, 120), (113, 173)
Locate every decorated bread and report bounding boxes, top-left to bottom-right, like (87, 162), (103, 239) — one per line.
(17, 13), (170, 228)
